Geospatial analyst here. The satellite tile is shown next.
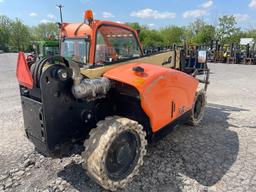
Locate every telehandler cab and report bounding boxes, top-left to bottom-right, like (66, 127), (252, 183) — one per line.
(16, 10), (209, 191)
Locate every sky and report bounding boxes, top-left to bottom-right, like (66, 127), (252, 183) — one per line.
(0, 0), (256, 29)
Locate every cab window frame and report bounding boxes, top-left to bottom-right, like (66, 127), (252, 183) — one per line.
(93, 24), (143, 66)
(61, 37), (90, 64)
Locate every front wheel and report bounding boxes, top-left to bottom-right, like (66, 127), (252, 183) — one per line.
(187, 90), (206, 126)
(82, 116), (147, 191)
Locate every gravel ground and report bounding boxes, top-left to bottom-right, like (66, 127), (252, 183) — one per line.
(0, 53), (256, 192)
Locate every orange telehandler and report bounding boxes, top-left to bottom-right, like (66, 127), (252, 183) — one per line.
(16, 10), (209, 191)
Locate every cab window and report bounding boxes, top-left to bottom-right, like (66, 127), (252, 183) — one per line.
(95, 25), (141, 64)
(61, 39), (89, 64)
(44, 46), (59, 56)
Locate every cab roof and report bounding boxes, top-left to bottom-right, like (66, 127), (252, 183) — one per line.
(61, 20), (137, 38)
(61, 22), (93, 38)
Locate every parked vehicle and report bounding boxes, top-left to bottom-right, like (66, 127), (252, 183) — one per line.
(16, 10), (209, 191)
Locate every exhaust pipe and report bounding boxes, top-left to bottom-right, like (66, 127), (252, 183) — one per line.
(69, 60), (111, 99)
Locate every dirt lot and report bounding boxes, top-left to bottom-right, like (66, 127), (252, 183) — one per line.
(0, 53), (256, 192)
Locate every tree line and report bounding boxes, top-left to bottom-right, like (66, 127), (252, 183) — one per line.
(1, 14), (256, 52)
(0, 16), (58, 52)
(128, 15), (256, 49)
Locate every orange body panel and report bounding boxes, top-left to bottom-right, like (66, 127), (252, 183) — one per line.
(104, 64), (199, 132)
(61, 20), (142, 64)
(61, 22), (93, 38)
(61, 18), (198, 132)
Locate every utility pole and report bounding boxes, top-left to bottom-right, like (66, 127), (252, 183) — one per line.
(56, 4), (64, 23)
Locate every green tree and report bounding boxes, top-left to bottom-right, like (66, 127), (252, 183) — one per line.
(185, 18), (206, 43)
(0, 15), (12, 51)
(184, 18), (215, 44)
(31, 22), (59, 40)
(188, 18), (206, 35)
(191, 25), (215, 44)
(160, 26), (184, 46)
(9, 18), (31, 51)
(139, 29), (164, 48)
(244, 29), (256, 40)
(217, 15), (240, 43)
(125, 22), (142, 30)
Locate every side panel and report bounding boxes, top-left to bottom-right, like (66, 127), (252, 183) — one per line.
(39, 65), (114, 152)
(80, 52), (172, 78)
(20, 64), (114, 155)
(140, 71), (198, 132)
(104, 63), (199, 132)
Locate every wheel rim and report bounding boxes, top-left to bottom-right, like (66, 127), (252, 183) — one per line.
(105, 130), (141, 181)
(194, 94), (204, 119)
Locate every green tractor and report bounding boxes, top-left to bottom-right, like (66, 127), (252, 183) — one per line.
(27, 40), (60, 65)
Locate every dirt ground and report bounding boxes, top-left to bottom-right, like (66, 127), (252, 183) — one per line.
(0, 53), (256, 192)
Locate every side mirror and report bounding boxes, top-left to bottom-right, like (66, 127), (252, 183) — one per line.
(198, 50), (207, 63)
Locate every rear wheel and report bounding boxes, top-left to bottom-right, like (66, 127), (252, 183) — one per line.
(82, 116), (147, 191)
(188, 90), (206, 126)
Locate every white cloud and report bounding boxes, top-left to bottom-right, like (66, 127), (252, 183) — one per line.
(249, 0), (256, 8)
(234, 14), (250, 22)
(130, 8), (176, 19)
(41, 14), (56, 23)
(40, 19), (54, 24)
(183, 0), (213, 18)
(102, 12), (115, 18)
(147, 23), (156, 29)
(116, 21), (124, 24)
(29, 12), (38, 17)
(47, 14), (56, 20)
(183, 9), (208, 18)
(200, 0), (213, 9)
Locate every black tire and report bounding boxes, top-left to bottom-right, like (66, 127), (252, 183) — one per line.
(188, 90), (206, 126)
(82, 116), (147, 191)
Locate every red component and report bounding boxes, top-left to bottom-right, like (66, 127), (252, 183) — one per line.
(16, 52), (33, 89)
